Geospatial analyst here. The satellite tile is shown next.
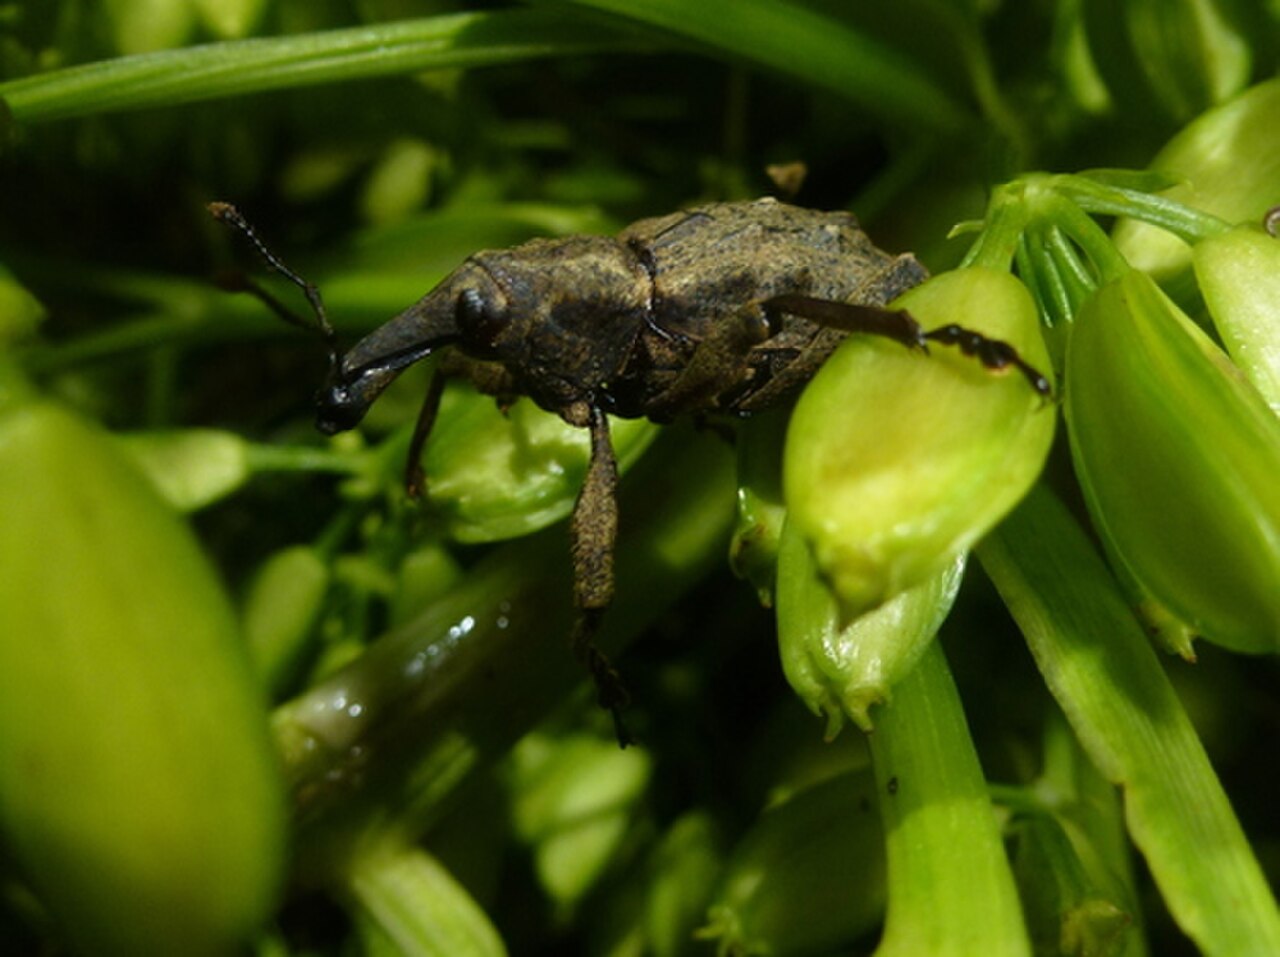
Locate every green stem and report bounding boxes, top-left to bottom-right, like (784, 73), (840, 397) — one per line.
(962, 182), (1030, 271)
(245, 442), (365, 476)
(978, 484), (1280, 957)
(1050, 175), (1232, 245)
(868, 641), (1031, 957)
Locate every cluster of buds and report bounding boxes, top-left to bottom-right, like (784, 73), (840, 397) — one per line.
(777, 79), (1280, 727)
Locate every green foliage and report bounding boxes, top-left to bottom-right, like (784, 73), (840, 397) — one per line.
(1, 2), (1278, 955)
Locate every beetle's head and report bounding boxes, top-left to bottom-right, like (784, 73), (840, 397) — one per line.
(311, 262), (511, 434)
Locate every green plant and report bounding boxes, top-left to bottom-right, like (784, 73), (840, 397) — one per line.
(1, 2), (1277, 955)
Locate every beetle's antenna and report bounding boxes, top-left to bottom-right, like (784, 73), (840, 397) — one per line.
(208, 202), (340, 372)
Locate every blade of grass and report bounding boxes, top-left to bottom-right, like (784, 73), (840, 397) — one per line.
(0, 10), (649, 124)
(868, 640), (1031, 957)
(978, 483), (1280, 957)
(543, 0), (968, 134)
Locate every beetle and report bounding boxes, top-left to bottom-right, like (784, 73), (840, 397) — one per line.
(211, 197), (1049, 742)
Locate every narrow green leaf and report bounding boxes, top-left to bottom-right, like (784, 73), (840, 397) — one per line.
(978, 484), (1280, 957)
(545, 0), (968, 133)
(0, 10), (648, 124)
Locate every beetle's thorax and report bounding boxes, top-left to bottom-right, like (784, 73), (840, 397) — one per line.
(466, 236), (653, 410)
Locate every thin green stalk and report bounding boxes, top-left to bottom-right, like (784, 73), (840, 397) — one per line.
(978, 484), (1280, 957)
(868, 641), (1031, 957)
(1051, 176), (1232, 245)
(0, 10), (648, 124)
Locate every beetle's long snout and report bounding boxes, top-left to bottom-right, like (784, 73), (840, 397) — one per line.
(313, 282), (464, 435)
(315, 377), (370, 435)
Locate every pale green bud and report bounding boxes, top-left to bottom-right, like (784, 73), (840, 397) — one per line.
(0, 401), (286, 956)
(1193, 221), (1280, 413)
(784, 267), (1055, 617)
(1065, 268), (1280, 653)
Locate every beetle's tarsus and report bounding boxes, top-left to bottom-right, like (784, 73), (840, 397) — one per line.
(923, 325), (1054, 397)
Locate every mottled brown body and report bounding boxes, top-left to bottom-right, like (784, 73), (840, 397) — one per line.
(334, 197), (926, 432)
(214, 197), (1044, 745)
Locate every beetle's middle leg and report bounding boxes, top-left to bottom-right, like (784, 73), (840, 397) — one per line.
(568, 402), (632, 745)
(642, 304), (776, 420)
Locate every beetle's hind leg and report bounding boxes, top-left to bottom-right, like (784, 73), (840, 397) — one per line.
(762, 294), (1053, 397)
(568, 403), (633, 746)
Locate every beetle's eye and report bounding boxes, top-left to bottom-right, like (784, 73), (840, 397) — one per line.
(457, 287), (507, 353)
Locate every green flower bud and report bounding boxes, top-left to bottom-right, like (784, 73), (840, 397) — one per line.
(0, 400), (286, 956)
(347, 843), (505, 957)
(784, 267), (1055, 617)
(509, 732), (652, 912)
(1193, 222), (1280, 412)
(699, 770), (884, 957)
(104, 0), (195, 54)
(117, 428), (252, 511)
(1113, 78), (1280, 295)
(243, 544), (331, 697)
(1065, 268), (1280, 653)
(643, 812), (722, 957)
(0, 266), (44, 345)
(424, 384), (656, 543)
(776, 517), (965, 735)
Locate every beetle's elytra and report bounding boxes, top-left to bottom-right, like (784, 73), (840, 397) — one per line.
(212, 197), (1050, 744)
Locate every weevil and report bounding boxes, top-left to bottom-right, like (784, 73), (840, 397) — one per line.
(211, 197), (1050, 743)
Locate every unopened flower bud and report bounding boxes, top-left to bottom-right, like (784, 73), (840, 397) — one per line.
(784, 267), (1055, 617)
(1065, 268), (1280, 653)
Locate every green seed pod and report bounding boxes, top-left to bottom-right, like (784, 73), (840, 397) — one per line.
(1065, 268), (1280, 654)
(0, 399), (287, 956)
(699, 769), (884, 957)
(784, 267), (1055, 617)
(1113, 78), (1280, 295)
(1192, 222), (1280, 413)
(776, 517), (964, 736)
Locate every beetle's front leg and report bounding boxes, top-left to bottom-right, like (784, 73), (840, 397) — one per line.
(404, 367), (446, 498)
(568, 402), (632, 745)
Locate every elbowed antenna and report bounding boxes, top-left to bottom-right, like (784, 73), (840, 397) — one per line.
(207, 201), (341, 378)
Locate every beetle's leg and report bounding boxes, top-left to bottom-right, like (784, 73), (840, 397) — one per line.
(569, 403), (632, 745)
(404, 367), (447, 498)
(762, 294), (1053, 397)
(643, 304), (773, 419)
